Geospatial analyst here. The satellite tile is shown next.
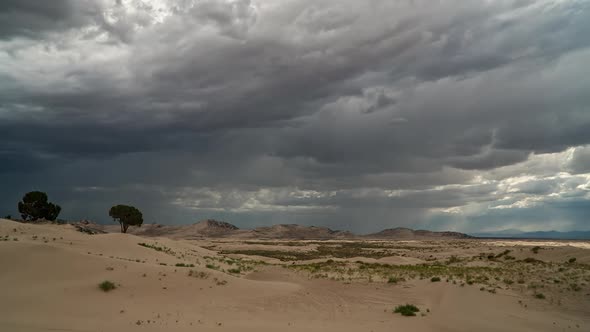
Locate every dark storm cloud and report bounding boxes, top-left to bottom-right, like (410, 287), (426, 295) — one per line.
(0, 0), (102, 39)
(1, 0), (590, 232)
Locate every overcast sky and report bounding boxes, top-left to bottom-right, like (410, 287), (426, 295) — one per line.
(1, 0), (590, 233)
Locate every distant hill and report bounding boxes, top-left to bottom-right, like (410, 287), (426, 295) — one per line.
(250, 224), (354, 240)
(72, 219), (474, 240)
(366, 227), (472, 240)
(472, 230), (590, 240)
(80, 219), (245, 239)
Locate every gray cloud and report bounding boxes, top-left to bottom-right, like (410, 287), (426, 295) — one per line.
(0, 0), (103, 39)
(1, 0), (590, 232)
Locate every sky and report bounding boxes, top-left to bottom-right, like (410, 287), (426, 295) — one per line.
(1, 0), (590, 234)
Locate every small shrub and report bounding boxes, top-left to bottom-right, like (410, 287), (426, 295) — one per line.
(99, 280), (117, 292)
(394, 304), (420, 316)
(534, 293), (545, 299)
(228, 268), (241, 274)
(568, 257), (576, 263)
(430, 277), (441, 282)
(388, 277), (400, 284)
(531, 246), (541, 254)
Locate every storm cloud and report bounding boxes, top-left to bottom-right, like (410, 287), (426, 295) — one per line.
(1, 0), (589, 233)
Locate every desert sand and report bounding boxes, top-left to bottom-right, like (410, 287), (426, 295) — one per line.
(1, 218), (589, 332)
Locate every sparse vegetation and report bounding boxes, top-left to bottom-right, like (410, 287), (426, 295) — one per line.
(430, 276), (441, 282)
(531, 246), (541, 254)
(138, 242), (175, 255)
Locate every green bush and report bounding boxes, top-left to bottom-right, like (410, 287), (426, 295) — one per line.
(534, 293), (545, 299)
(430, 276), (441, 282)
(99, 280), (117, 292)
(394, 304), (420, 316)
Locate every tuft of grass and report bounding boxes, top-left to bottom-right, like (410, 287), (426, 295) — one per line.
(175, 263), (195, 267)
(99, 280), (117, 292)
(531, 246), (541, 254)
(394, 304), (420, 316)
(430, 276), (441, 282)
(568, 257), (577, 264)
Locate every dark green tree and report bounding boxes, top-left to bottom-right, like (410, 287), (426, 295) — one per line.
(109, 204), (143, 233)
(18, 191), (61, 221)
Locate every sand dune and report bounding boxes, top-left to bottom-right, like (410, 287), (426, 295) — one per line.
(1, 218), (589, 332)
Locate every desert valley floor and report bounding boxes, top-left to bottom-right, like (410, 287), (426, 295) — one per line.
(1, 218), (589, 332)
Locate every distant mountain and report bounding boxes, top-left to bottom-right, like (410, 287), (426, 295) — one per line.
(72, 219), (474, 240)
(472, 230), (590, 240)
(250, 224), (354, 239)
(366, 227), (472, 239)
